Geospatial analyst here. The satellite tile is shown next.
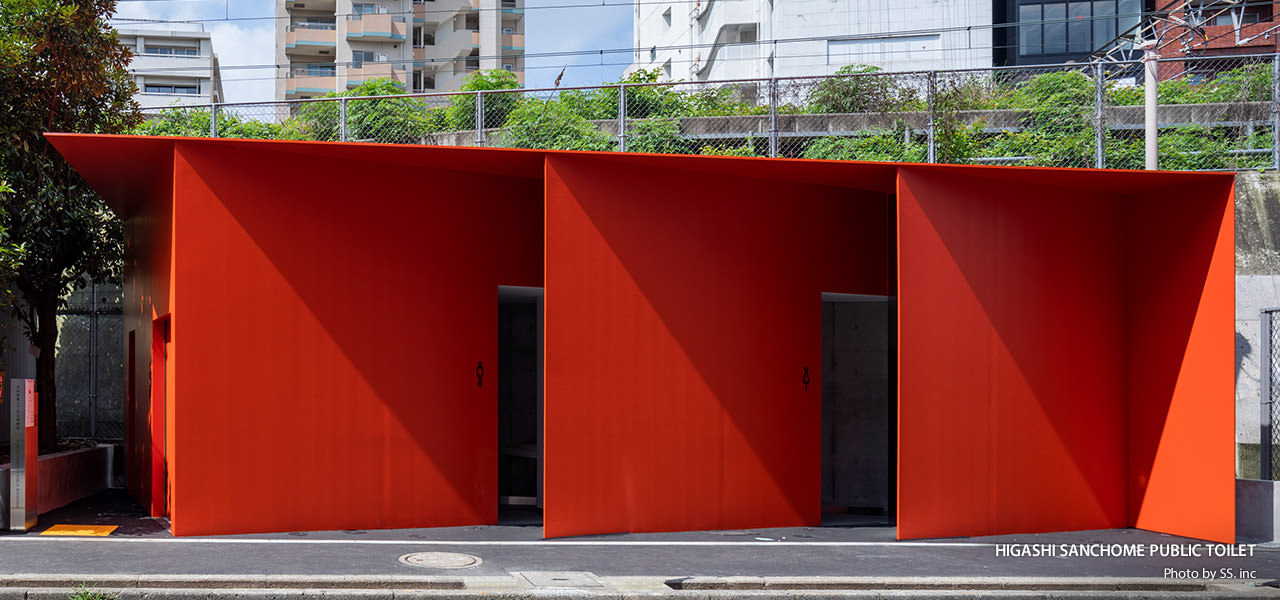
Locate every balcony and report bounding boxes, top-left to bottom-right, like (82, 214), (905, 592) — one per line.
(285, 26), (337, 57)
(414, 0), (472, 26)
(285, 73), (337, 98)
(346, 14), (408, 42)
(345, 62), (410, 88)
(285, 0), (336, 12)
(501, 33), (524, 49)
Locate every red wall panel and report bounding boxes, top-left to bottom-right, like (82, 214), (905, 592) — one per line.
(543, 154), (890, 537)
(48, 135), (1236, 542)
(896, 167), (1130, 539)
(164, 141), (542, 535)
(1126, 179), (1236, 544)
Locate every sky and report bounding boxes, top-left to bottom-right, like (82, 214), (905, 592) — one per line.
(111, 0), (633, 104)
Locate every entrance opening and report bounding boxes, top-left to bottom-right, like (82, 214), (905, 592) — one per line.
(498, 285), (543, 525)
(820, 293), (895, 527)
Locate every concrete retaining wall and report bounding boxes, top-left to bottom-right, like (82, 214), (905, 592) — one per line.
(0, 445), (114, 528)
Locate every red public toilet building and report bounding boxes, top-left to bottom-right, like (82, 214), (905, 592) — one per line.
(49, 134), (1236, 543)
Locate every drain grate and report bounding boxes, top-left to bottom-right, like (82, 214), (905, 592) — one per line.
(516, 571), (603, 588)
(398, 552), (482, 569)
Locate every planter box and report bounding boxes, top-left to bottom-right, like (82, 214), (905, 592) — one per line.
(0, 445), (115, 528)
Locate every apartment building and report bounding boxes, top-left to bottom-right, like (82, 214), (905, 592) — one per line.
(276, 0), (525, 101)
(118, 27), (224, 108)
(632, 0), (1162, 80)
(631, 0), (994, 81)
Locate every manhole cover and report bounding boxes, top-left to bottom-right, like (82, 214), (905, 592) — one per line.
(399, 552), (482, 569)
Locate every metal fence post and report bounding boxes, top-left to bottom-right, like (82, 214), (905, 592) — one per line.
(617, 83), (627, 152)
(1272, 55), (1279, 171)
(1094, 61), (1106, 170)
(926, 71), (937, 163)
(768, 78), (779, 158)
(474, 91), (486, 147)
(88, 280), (98, 439)
(209, 103), (219, 138)
(339, 97), (349, 142)
(1264, 309), (1275, 480)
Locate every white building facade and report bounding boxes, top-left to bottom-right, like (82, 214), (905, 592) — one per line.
(631, 0), (993, 80)
(276, 0), (525, 101)
(118, 28), (224, 109)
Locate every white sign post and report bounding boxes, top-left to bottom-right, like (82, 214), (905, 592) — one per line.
(9, 379), (36, 532)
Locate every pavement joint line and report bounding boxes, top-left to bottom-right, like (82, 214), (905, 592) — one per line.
(0, 537), (995, 547)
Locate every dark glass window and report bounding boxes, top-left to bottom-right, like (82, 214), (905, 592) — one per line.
(1020, 4), (1042, 55)
(1016, 0), (1141, 57)
(1118, 0), (1142, 33)
(1068, 2), (1091, 52)
(1043, 3), (1067, 54)
(1093, 1), (1116, 46)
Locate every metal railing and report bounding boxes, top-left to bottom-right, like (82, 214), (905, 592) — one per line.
(136, 53), (1280, 171)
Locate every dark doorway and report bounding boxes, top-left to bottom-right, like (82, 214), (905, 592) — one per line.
(498, 286), (542, 525)
(820, 293), (896, 526)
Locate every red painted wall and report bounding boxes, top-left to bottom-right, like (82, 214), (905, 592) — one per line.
(1126, 179), (1236, 543)
(897, 167), (1235, 543)
(48, 135), (1235, 542)
(165, 141), (542, 535)
(543, 154), (891, 537)
(896, 167), (1129, 539)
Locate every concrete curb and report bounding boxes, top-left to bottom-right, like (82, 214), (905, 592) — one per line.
(0, 576), (1275, 599)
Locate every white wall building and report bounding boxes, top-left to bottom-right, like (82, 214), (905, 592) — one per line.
(630, 0), (993, 81)
(118, 27), (224, 109)
(275, 0), (525, 101)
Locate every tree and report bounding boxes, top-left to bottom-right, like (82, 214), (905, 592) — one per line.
(0, 0), (140, 450)
(497, 97), (614, 151)
(444, 69), (521, 131)
(281, 78), (444, 143)
(132, 106), (282, 139)
(808, 64), (920, 114)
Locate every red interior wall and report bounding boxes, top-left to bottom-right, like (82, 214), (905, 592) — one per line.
(122, 150), (175, 517)
(896, 167), (1130, 539)
(1125, 179), (1235, 543)
(543, 154), (889, 538)
(165, 142), (542, 535)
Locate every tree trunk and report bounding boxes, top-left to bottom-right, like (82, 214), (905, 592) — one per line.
(35, 298), (57, 453)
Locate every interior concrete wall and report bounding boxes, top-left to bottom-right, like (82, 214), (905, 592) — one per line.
(821, 299), (891, 512)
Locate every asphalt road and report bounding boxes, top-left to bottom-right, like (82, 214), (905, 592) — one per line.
(0, 490), (1273, 585)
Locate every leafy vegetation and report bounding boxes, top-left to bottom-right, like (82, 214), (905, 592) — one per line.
(2, 0), (138, 449)
(128, 62), (1277, 171)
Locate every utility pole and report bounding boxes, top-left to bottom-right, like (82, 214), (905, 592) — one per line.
(1140, 40), (1158, 170)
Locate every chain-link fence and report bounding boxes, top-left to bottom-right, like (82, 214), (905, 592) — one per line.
(55, 281), (124, 442)
(133, 53), (1280, 171)
(1262, 308), (1280, 481)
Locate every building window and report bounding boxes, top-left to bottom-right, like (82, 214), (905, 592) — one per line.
(144, 46), (198, 56)
(306, 64), (336, 76)
(1017, 0), (1142, 57)
(352, 51), (376, 67)
(662, 7), (671, 28)
(1212, 11), (1261, 26)
(145, 84), (199, 95)
(352, 3), (376, 17)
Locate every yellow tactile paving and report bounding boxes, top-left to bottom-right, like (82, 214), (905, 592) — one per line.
(39, 524), (117, 536)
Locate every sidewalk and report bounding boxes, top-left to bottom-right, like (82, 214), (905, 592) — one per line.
(0, 491), (1275, 599)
